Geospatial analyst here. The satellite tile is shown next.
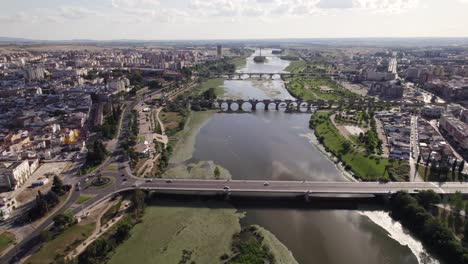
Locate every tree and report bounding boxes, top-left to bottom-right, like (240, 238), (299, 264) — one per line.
(214, 167), (221, 180)
(182, 67), (192, 79)
(39, 230), (52, 242)
(53, 212), (75, 228)
(148, 80), (162, 90)
(464, 221), (468, 243)
(115, 221), (132, 243)
(340, 141), (351, 155)
(129, 71), (143, 85)
(51, 176), (64, 196)
(450, 191), (464, 212)
(415, 190), (441, 210)
(131, 189), (146, 219)
(459, 161), (465, 175)
(202, 88), (217, 100)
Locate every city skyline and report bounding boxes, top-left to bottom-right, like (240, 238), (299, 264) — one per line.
(1, 0), (468, 40)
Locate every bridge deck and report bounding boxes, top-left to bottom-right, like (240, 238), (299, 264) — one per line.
(131, 179), (468, 195)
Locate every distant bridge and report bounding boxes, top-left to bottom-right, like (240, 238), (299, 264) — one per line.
(155, 98), (425, 113)
(211, 72), (338, 80)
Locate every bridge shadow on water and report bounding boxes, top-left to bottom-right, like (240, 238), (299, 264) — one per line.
(147, 193), (388, 211)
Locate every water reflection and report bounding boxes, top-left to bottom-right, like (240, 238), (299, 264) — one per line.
(190, 49), (420, 264)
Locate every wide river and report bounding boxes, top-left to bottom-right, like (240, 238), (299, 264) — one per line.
(189, 49), (435, 264)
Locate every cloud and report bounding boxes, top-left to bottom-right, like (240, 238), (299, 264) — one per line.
(186, 0), (417, 18)
(352, 0), (419, 13)
(111, 0), (160, 8)
(0, 12), (33, 24)
(317, 0), (354, 9)
(0, 6), (103, 24)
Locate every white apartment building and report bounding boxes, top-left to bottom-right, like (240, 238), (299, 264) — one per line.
(0, 159), (39, 190)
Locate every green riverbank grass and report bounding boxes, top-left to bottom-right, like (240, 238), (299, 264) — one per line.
(0, 232), (15, 253)
(195, 78), (225, 97)
(26, 223), (95, 264)
(284, 60), (307, 73)
(169, 111), (215, 164)
(230, 57), (247, 70)
(311, 111), (390, 181)
(251, 225), (298, 264)
(108, 202), (241, 264)
(164, 160), (231, 180)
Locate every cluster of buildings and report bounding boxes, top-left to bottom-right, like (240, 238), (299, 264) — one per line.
(439, 105), (468, 151)
(417, 119), (455, 163)
(0, 45), (218, 196)
(375, 111), (411, 160)
(295, 46), (468, 102)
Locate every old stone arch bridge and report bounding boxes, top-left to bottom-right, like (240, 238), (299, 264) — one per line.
(156, 98), (424, 113)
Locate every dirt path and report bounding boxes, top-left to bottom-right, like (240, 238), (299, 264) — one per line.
(66, 200), (130, 260)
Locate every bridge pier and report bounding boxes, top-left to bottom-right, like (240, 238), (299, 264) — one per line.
(237, 100), (245, 112)
(263, 100), (271, 111)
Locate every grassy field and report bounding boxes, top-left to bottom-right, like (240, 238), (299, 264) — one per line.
(25, 223), (95, 264)
(0, 232), (15, 253)
(169, 111), (215, 164)
(311, 111), (390, 181)
(284, 60), (307, 73)
(107, 164), (118, 171)
(164, 161), (231, 180)
(108, 202), (241, 264)
(75, 195), (92, 205)
(230, 57), (247, 70)
(286, 76), (359, 101)
(194, 78), (225, 97)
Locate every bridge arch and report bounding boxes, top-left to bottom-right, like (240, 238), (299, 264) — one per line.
(241, 101), (253, 112)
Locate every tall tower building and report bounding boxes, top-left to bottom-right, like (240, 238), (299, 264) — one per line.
(216, 44), (222, 57)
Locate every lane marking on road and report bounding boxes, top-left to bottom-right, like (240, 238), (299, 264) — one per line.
(430, 182), (445, 194)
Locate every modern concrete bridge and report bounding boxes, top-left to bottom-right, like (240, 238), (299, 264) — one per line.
(155, 98), (425, 113)
(126, 179), (468, 197)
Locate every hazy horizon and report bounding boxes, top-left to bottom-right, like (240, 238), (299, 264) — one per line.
(1, 0), (468, 40)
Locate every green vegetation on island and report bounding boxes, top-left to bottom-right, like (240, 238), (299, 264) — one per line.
(103, 195), (297, 264)
(107, 200), (241, 264)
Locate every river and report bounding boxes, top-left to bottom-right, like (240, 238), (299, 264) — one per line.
(187, 49), (438, 264)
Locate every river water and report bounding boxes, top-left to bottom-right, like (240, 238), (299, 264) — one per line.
(190, 49), (433, 264)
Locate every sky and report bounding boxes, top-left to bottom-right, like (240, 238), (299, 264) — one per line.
(0, 0), (467, 40)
